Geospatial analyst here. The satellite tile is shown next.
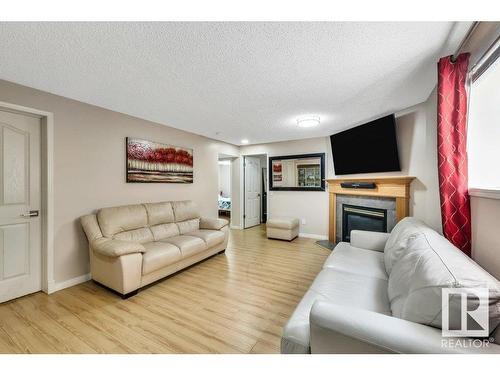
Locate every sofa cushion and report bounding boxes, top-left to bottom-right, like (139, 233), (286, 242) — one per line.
(177, 219), (200, 234)
(144, 202), (175, 225)
(172, 200), (200, 222)
(384, 217), (428, 274)
(161, 235), (206, 258)
(282, 268), (391, 353)
(388, 230), (500, 334)
(150, 223), (180, 241)
(188, 229), (225, 247)
(97, 204), (148, 237)
(142, 241), (182, 274)
(323, 242), (388, 280)
(113, 227), (154, 244)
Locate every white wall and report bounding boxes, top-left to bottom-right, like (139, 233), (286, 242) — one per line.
(218, 163), (231, 197)
(326, 91), (442, 233)
(457, 22), (500, 279)
(241, 138), (331, 238)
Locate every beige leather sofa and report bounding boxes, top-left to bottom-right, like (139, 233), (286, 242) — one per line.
(81, 200), (229, 298)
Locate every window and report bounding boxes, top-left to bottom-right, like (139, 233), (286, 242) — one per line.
(467, 54), (500, 191)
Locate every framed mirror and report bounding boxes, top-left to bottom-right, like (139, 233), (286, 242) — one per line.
(269, 153), (325, 191)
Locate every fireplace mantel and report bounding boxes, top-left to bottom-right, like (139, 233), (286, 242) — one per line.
(327, 176), (415, 242)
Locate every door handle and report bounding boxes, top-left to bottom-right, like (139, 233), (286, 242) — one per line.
(21, 210), (39, 218)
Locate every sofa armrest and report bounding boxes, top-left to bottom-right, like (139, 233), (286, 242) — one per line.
(350, 230), (390, 252)
(200, 217), (229, 230)
(91, 237), (145, 257)
(309, 301), (500, 354)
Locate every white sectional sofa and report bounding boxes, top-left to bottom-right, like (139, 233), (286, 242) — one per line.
(281, 217), (500, 354)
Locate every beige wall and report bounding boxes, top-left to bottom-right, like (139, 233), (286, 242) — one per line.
(471, 197), (500, 280)
(0, 77), (445, 283)
(0, 79), (239, 284)
(239, 92), (442, 238)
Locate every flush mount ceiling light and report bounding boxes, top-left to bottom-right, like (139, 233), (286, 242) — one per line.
(241, 139), (249, 144)
(297, 115), (320, 128)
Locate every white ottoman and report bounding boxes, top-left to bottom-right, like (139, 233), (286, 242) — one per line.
(266, 217), (300, 241)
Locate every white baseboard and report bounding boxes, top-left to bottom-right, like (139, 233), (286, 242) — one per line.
(230, 225), (243, 230)
(299, 232), (328, 240)
(49, 273), (91, 294)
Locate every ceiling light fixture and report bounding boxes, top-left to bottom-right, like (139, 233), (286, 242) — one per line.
(297, 115), (320, 128)
(241, 139), (249, 144)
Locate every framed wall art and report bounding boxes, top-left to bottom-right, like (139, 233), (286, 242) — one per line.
(126, 137), (193, 183)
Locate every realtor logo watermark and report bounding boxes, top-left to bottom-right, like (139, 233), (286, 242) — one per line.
(441, 287), (489, 337)
(441, 287), (492, 349)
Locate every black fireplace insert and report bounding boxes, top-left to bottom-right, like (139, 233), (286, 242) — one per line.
(342, 204), (387, 242)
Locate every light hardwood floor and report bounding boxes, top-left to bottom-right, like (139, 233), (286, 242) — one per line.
(0, 225), (329, 353)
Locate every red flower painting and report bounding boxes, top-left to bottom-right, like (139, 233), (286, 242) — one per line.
(126, 138), (193, 183)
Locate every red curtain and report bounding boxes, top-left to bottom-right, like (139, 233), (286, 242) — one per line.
(437, 53), (471, 256)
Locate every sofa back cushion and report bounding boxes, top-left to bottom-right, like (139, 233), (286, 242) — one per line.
(97, 204), (148, 238)
(93, 200), (200, 242)
(144, 202), (175, 226)
(172, 200), (199, 222)
(150, 223), (180, 241)
(384, 217), (428, 274)
(113, 227), (154, 244)
(177, 218), (200, 234)
(388, 229), (500, 335)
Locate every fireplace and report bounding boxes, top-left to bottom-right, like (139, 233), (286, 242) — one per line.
(327, 177), (415, 244)
(342, 204), (387, 242)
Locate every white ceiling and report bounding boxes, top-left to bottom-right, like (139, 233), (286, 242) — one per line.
(0, 22), (471, 145)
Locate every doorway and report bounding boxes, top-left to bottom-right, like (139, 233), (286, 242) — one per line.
(0, 102), (54, 302)
(218, 157), (232, 221)
(243, 154), (267, 229)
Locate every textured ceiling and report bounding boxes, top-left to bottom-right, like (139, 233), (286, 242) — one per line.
(0, 22), (471, 145)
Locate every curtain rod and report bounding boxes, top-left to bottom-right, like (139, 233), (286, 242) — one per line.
(470, 34), (500, 82)
(450, 21), (480, 62)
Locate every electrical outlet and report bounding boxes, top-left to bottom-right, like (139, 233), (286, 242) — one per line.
(301, 218), (306, 225)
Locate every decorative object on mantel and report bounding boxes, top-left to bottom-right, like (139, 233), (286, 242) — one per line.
(126, 137), (193, 183)
(327, 176), (415, 243)
(340, 181), (376, 189)
(269, 153), (325, 191)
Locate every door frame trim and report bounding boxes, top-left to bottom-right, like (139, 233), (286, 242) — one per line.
(0, 101), (55, 294)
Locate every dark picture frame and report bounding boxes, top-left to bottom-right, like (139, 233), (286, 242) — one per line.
(268, 153), (325, 191)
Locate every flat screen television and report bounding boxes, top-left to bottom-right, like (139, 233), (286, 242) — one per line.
(330, 114), (400, 175)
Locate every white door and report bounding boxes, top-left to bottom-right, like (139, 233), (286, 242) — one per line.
(0, 110), (41, 303)
(244, 156), (261, 228)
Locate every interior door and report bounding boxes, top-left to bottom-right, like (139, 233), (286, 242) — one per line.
(244, 156), (261, 228)
(0, 110), (41, 303)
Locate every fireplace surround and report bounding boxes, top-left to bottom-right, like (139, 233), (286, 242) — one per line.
(327, 176), (415, 243)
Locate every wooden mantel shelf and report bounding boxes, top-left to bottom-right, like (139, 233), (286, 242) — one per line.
(327, 176), (416, 242)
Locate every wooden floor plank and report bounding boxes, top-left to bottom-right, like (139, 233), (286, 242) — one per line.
(0, 225), (329, 353)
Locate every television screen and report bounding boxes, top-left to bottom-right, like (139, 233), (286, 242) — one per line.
(330, 114), (400, 175)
